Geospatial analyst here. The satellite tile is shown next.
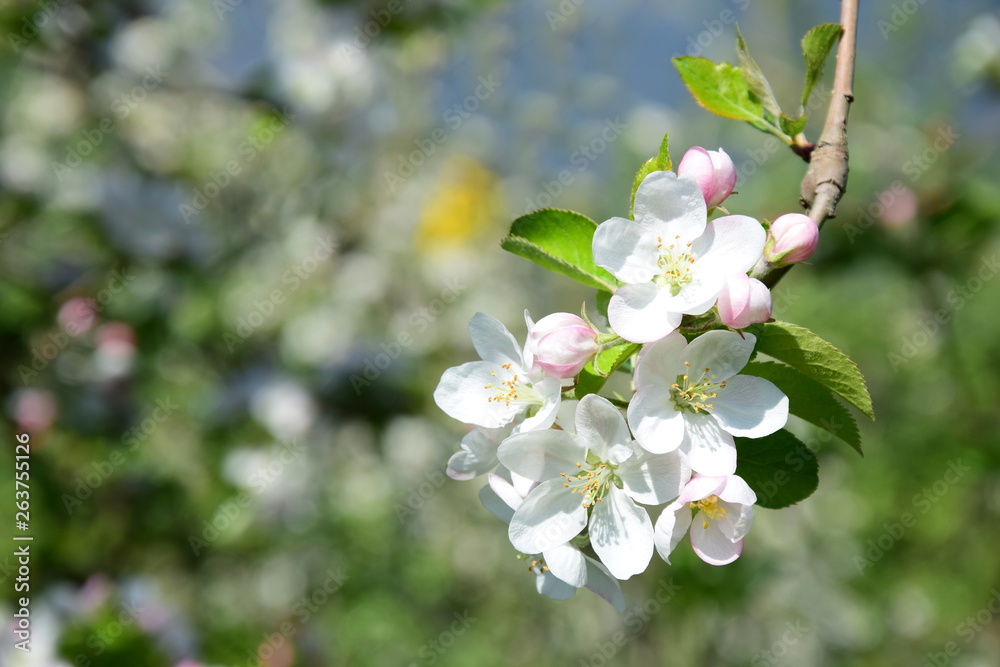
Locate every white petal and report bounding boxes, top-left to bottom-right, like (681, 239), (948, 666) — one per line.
(715, 501), (754, 542)
(575, 394), (632, 461)
(618, 444), (691, 505)
(690, 215), (766, 277)
(677, 475), (727, 504)
(659, 273), (725, 315)
(583, 556), (627, 612)
(468, 312), (523, 367)
(690, 518), (743, 565)
(681, 414), (737, 476)
(543, 544), (587, 587)
(653, 503), (692, 564)
(589, 485), (654, 580)
(446, 426), (508, 480)
(681, 330), (755, 382)
(487, 472), (525, 513)
(633, 171), (707, 241)
(479, 482), (515, 523)
(628, 386), (685, 454)
(536, 570), (578, 600)
(711, 374), (789, 437)
(515, 375), (563, 433)
(497, 429), (584, 482)
(608, 283), (683, 344)
(434, 361), (519, 427)
(633, 332), (688, 389)
(593, 217), (661, 284)
(508, 479), (588, 554)
(717, 474), (757, 506)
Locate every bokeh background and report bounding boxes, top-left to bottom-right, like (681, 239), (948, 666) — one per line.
(1, 0), (999, 665)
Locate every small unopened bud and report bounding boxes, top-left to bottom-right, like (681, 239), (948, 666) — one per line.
(717, 273), (772, 329)
(677, 146), (737, 209)
(764, 213), (819, 265)
(527, 313), (599, 378)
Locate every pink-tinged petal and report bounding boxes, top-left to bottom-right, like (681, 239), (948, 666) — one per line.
(593, 217), (661, 284)
(689, 519), (743, 565)
(690, 215), (766, 277)
(677, 147), (715, 205)
(617, 445), (691, 505)
(653, 503), (692, 564)
(681, 330), (756, 382)
(497, 429), (584, 482)
(717, 474), (757, 505)
(634, 332), (688, 389)
(677, 475), (728, 504)
(575, 394), (632, 461)
(717, 274), (772, 329)
(608, 283), (683, 343)
(589, 485), (654, 580)
(582, 556), (627, 612)
(765, 213), (818, 265)
(446, 426), (509, 480)
(508, 479), (588, 554)
(711, 374), (789, 437)
(542, 544), (587, 587)
(628, 386), (685, 454)
(681, 414), (737, 476)
(434, 361), (519, 427)
(632, 171), (707, 241)
(536, 570), (578, 600)
(708, 148), (737, 207)
(479, 482), (515, 523)
(530, 313), (599, 379)
(468, 312), (523, 367)
(715, 500), (754, 542)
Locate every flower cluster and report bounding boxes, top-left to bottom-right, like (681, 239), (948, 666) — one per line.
(434, 146), (817, 608)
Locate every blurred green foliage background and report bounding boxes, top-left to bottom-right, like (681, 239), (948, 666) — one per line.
(1, 0), (999, 665)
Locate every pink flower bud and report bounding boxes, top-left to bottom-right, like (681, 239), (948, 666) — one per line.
(717, 273), (772, 329)
(765, 213), (819, 265)
(677, 146), (737, 209)
(527, 313), (599, 379)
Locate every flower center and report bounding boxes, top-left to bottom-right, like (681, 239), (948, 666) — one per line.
(560, 452), (618, 509)
(690, 494), (727, 529)
(517, 553), (550, 574)
(653, 235), (696, 296)
(670, 361), (726, 414)
(483, 363), (543, 412)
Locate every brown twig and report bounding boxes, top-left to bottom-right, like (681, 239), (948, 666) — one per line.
(753, 0), (859, 288)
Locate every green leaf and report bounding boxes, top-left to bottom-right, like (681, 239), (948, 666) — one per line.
(742, 361), (862, 455)
(779, 112), (808, 137)
(575, 342), (641, 400)
(630, 132), (671, 219)
(736, 429), (819, 509)
(501, 209), (618, 293)
(735, 25), (782, 122)
(755, 321), (874, 420)
(673, 56), (771, 133)
(801, 23), (843, 109)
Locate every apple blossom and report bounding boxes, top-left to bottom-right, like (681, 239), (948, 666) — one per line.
(525, 311), (599, 379)
(446, 425), (513, 480)
(479, 470), (626, 610)
(677, 146), (737, 209)
(592, 171), (766, 343)
(654, 474), (756, 566)
(434, 313), (561, 433)
(764, 213), (819, 265)
(716, 273), (772, 329)
(628, 330), (788, 475)
(497, 394), (690, 579)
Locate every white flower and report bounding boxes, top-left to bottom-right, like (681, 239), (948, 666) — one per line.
(628, 330), (788, 476)
(654, 474), (756, 566)
(497, 394), (690, 580)
(446, 425), (512, 480)
(480, 469), (626, 610)
(592, 171), (766, 343)
(434, 313), (562, 433)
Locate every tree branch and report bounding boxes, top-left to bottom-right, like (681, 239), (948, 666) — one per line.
(753, 0), (859, 289)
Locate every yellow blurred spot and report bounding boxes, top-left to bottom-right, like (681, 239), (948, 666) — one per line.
(416, 157), (499, 255)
